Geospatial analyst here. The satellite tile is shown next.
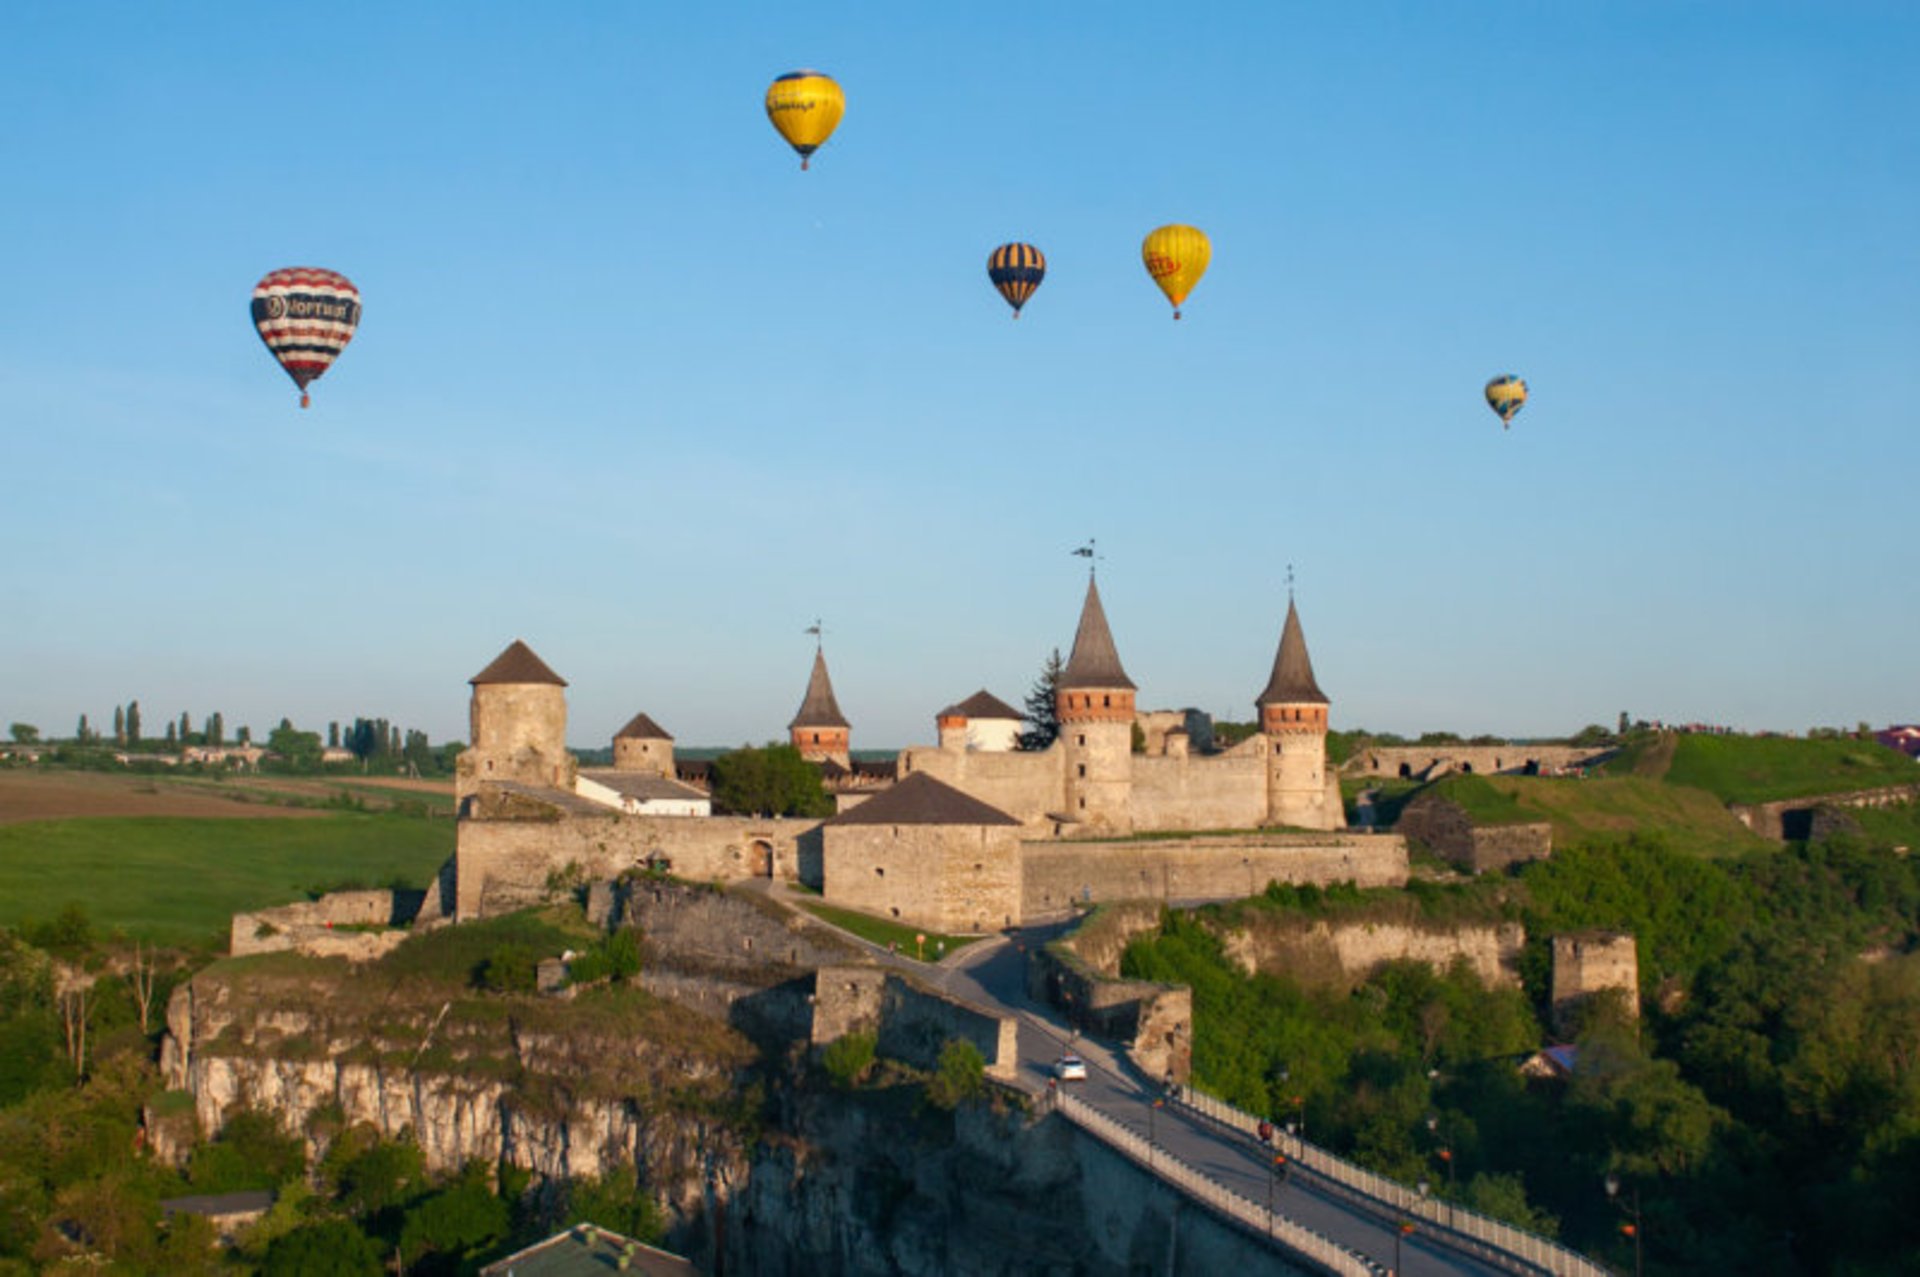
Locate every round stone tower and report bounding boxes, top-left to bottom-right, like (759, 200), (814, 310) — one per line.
(1257, 599), (1336, 829)
(612, 711), (674, 778)
(457, 639), (574, 803)
(789, 646), (852, 769)
(1057, 576), (1136, 833)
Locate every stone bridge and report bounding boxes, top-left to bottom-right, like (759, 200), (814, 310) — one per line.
(1344, 745), (1614, 782)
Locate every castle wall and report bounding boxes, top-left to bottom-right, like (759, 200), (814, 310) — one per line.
(897, 744), (1065, 824)
(1349, 744), (1612, 780)
(1062, 714), (1134, 833)
(821, 823), (1022, 934)
(459, 684), (570, 801)
(455, 813), (816, 918)
(1551, 932), (1639, 1034)
(1128, 750), (1268, 831)
(1020, 833), (1407, 919)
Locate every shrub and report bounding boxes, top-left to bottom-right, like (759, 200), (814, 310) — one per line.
(821, 1032), (876, 1089)
(926, 1039), (986, 1109)
(477, 943), (538, 993)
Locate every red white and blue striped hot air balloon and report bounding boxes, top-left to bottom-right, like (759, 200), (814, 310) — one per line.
(250, 268), (361, 408)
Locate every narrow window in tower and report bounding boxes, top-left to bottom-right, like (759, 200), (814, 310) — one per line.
(1077, 764), (1086, 778)
(1077, 734), (1086, 747)
(1103, 695), (1111, 708)
(1078, 797), (1086, 809)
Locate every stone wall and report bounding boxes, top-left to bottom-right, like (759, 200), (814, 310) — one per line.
(1029, 905), (1194, 1084)
(1729, 783), (1920, 841)
(458, 683), (573, 802)
(1347, 744), (1611, 781)
(810, 965), (1018, 1081)
(229, 890), (425, 959)
(455, 813), (817, 917)
(1020, 833), (1407, 920)
(1217, 918), (1526, 989)
(1395, 797), (1553, 873)
(1128, 749), (1267, 831)
(821, 822), (1022, 933)
(897, 744), (1065, 824)
(620, 879), (861, 976)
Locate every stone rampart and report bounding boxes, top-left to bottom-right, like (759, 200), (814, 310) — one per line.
(1218, 918), (1526, 989)
(620, 879), (860, 975)
(1347, 744), (1611, 780)
(821, 822), (1022, 934)
(897, 743), (1066, 824)
(1128, 751), (1267, 831)
(811, 965), (1018, 1080)
(1395, 798), (1553, 872)
(1729, 783), (1920, 841)
(1030, 909), (1194, 1084)
(1020, 833), (1407, 920)
(1551, 931), (1639, 1035)
(229, 890), (425, 959)
(455, 813), (816, 917)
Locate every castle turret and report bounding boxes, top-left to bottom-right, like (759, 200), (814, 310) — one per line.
(1057, 577), (1135, 832)
(1257, 600), (1338, 829)
(789, 647), (851, 768)
(612, 711), (674, 778)
(457, 640), (575, 803)
(935, 690), (1024, 753)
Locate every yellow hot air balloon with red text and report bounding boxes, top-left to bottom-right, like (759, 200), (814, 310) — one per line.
(765, 71), (845, 170)
(1141, 224), (1210, 319)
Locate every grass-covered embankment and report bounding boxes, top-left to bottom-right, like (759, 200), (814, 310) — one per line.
(1606, 732), (1919, 803)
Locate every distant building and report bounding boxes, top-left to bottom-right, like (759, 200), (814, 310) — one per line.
(935, 689), (1025, 753)
(1875, 726), (1920, 760)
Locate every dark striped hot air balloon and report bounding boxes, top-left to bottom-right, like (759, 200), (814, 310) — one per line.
(987, 242), (1047, 318)
(251, 268), (361, 408)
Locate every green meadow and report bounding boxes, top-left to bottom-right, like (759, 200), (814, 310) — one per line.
(0, 814), (452, 947)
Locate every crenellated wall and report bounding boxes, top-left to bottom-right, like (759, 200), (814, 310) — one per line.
(1020, 833), (1407, 920)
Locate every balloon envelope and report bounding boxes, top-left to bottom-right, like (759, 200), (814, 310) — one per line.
(765, 71), (844, 169)
(1485, 374), (1528, 427)
(251, 268), (361, 408)
(1141, 224), (1210, 318)
(987, 242), (1047, 317)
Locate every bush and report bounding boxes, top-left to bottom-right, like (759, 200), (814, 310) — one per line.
(262, 1219), (383, 1276)
(477, 943), (538, 993)
(926, 1039), (986, 1109)
(821, 1032), (876, 1089)
(188, 1109), (305, 1193)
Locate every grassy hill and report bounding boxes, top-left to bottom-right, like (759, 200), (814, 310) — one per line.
(1408, 771), (1771, 859)
(1604, 731), (1918, 804)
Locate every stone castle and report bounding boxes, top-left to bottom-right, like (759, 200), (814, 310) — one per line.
(451, 577), (1406, 931)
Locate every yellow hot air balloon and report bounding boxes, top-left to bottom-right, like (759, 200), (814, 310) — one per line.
(1141, 224), (1210, 319)
(765, 70), (845, 170)
(1485, 375), (1528, 429)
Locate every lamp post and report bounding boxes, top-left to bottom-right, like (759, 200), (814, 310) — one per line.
(1425, 1113), (1455, 1201)
(1605, 1172), (1643, 1277)
(1394, 1218), (1416, 1277)
(1267, 1150), (1287, 1236)
(1149, 1096), (1163, 1168)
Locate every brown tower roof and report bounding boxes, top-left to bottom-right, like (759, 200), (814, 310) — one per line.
(1256, 599), (1328, 706)
(1059, 577), (1136, 690)
(821, 772), (1020, 827)
(788, 648), (851, 730)
(938, 689), (1023, 720)
(469, 640), (567, 687)
(614, 712), (672, 741)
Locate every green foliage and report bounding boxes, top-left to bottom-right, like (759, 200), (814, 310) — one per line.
(709, 743), (834, 818)
(22, 904), (94, 958)
(558, 1167), (666, 1245)
(1462, 1171), (1560, 1237)
(1018, 647), (1064, 751)
(566, 929), (644, 987)
(324, 1127), (426, 1218)
(797, 901), (979, 956)
(0, 814), (452, 944)
(821, 1032), (877, 1089)
(926, 1038), (986, 1109)
(188, 1108), (306, 1193)
(398, 1163), (509, 1271)
(478, 942), (540, 993)
(1424, 774), (1531, 825)
(263, 1219), (384, 1276)
(6, 725), (36, 744)
(265, 723), (324, 772)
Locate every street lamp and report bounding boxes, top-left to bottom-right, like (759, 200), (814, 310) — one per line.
(1425, 1113), (1455, 1200)
(1605, 1172), (1643, 1277)
(1267, 1150), (1287, 1236)
(1149, 1096), (1164, 1168)
(1394, 1218), (1416, 1277)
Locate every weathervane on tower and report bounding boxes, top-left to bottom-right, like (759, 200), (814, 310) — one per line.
(1287, 563), (1295, 601)
(804, 618), (825, 649)
(1071, 539), (1102, 578)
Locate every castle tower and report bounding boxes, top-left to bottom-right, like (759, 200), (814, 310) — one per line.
(612, 712), (674, 778)
(1551, 931), (1640, 1036)
(1257, 599), (1337, 829)
(1057, 576), (1136, 832)
(457, 640), (575, 803)
(789, 646), (852, 768)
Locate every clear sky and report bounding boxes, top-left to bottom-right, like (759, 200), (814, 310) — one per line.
(4, 3), (1917, 750)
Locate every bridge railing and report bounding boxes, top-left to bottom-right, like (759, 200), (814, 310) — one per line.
(1177, 1088), (1611, 1277)
(1051, 1089), (1377, 1277)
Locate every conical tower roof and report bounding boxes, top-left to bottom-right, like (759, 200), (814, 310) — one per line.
(614, 712), (672, 741)
(1059, 577), (1135, 690)
(469, 640), (567, 687)
(1256, 599), (1328, 706)
(788, 648), (851, 730)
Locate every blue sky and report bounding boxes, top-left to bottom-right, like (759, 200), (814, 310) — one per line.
(4, 3), (1917, 749)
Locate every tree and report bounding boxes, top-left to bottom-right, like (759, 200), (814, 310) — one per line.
(163, 721), (177, 747)
(266, 722), (323, 772)
(1570, 724), (1613, 747)
(710, 743), (833, 818)
(262, 1219), (383, 1277)
(206, 711), (223, 746)
(328, 721), (340, 749)
(1019, 647), (1065, 751)
(1618, 711), (1630, 736)
(398, 1165), (509, 1271)
(237, 724), (252, 745)
(124, 941), (160, 1035)
(125, 700), (141, 744)
(927, 1038), (987, 1108)
(8, 723), (38, 743)
(178, 710), (191, 743)
(76, 712), (90, 742)
(113, 705), (125, 745)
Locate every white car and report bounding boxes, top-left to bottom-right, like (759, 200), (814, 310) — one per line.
(1055, 1054), (1088, 1082)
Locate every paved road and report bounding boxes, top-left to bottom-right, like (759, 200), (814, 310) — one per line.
(937, 927), (1497, 1277)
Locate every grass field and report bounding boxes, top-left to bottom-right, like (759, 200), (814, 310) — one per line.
(1606, 732), (1919, 803)
(1466, 773), (1770, 858)
(0, 813), (453, 946)
(796, 901), (983, 959)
